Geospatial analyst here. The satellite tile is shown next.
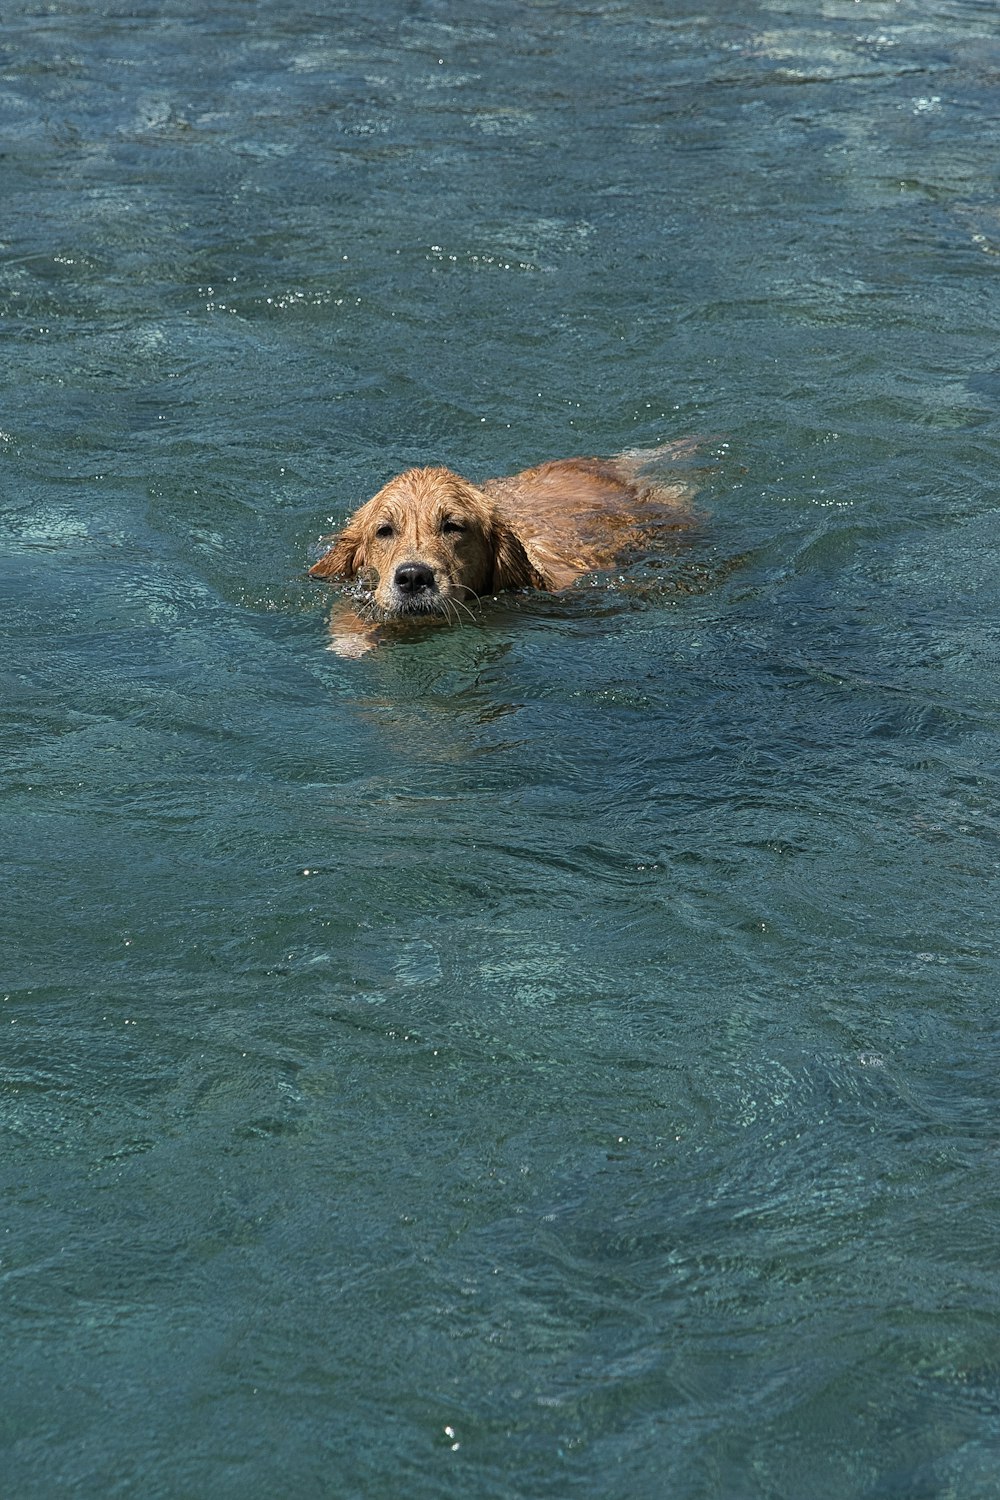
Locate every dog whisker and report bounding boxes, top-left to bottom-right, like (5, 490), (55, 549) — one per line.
(442, 594), (478, 627)
(452, 588), (482, 618)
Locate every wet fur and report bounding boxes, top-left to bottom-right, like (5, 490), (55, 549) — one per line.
(310, 446), (695, 651)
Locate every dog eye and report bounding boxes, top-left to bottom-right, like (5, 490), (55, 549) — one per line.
(375, 522), (395, 539)
(441, 519), (465, 536)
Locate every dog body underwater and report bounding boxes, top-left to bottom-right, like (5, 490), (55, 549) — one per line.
(309, 443), (696, 652)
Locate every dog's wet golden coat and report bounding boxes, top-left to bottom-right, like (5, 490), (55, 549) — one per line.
(309, 446), (695, 651)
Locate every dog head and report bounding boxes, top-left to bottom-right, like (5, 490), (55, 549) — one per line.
(309, 466), (547, 617)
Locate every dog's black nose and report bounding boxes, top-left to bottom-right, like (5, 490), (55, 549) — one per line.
(394, 562), (436, 595)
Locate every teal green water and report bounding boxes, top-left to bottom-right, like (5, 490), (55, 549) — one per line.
(4, 1), (1000, 1494)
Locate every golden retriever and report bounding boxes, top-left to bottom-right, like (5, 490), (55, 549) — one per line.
(310, 443), (696, 652)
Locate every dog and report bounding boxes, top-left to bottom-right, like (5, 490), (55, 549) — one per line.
(310, 442), (697, 653)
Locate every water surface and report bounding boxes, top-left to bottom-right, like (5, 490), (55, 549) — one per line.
(4, 1), (1000, 1495)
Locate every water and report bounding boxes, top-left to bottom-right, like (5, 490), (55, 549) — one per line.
(4, 0), (1000, 1494)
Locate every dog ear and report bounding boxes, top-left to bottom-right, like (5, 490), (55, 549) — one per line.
(490, 521), (550, 594)
(309, 523), (366, 581)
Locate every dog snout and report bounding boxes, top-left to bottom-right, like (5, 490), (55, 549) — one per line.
(393, 561), (437, 596)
